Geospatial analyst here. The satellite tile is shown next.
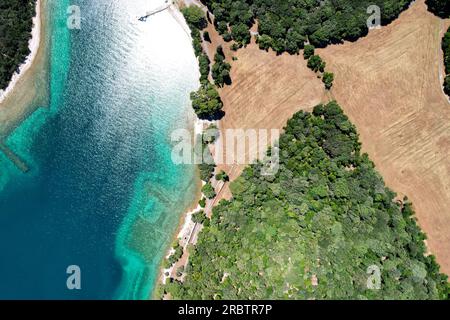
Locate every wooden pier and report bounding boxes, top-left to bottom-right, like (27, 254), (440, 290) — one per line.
(139, 0), (172, 21)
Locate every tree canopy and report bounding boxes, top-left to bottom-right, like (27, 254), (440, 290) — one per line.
(164, 101), (449, 300)
(426, 0), (450, 18)
(182, 7), (225, 119)
(202, 182), (216, 199)
(442, 27), (450, 96)
(322, 72), (334, 90)
(203, 0), (413, 53)
(181, 5), (208, 30)
(307, 55), (326, 73)
(303, 45), (315, 60)
(0, 0), (36, 90)
(212, 46), (232, 87)
(190, 82), (224, 119)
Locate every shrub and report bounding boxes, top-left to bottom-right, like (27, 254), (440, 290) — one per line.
(190, 83), (224, 119)
(322, 72), (335, 90)
(307, 55), (326, 73)
(202, 183), (216, 199)
(303, 44), (315, 59)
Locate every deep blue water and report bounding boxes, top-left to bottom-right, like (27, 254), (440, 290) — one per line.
(0, 0), (199, 299)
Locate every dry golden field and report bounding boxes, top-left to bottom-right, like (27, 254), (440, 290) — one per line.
(205, 25), (327, 198)
(318, 0), (450, 275)
(206, 0), (450, 274)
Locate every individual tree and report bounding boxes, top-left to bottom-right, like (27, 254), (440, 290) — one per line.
(198, 162), (215, 182)
(215, 170), (229, 182)
(198, 53), (210, 84)
(190, 83), (224, 119)
(212, 46), (232, 87)
(303, 44), (315, 60)
(442, 27), (450, 51)
(181, 6), (207, 30)
(197, 135), (216, 181)
(444, 75), (450, 96)
(166, 241), (183, 266)
(191, 28), (204, 56)
(231, 23), (251, 45)
(203, 124), (219, 144)
(192, 210), (207, 224)
(216, 21), (229, 35)
(202, 183), (216, 199)
(307, 55), (326, 72)
(212, 63), (231, 87)
(442, 27), (450, 97)
(322, 72), (335, 89)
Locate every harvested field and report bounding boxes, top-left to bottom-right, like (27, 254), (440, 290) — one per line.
(192, 0), (450, 275)
(209, 28), (327, 198)
(318, 0), (450, 275)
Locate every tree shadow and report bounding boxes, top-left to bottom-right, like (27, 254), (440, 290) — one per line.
(425, 0), (450, 19)
(203, 110), (225, 121)
(224, 75), (232, 86)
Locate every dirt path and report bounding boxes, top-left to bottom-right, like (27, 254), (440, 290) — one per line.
(0, 0), (49, 139)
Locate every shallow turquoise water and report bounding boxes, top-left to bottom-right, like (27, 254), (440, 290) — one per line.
(0, 0), (199, 299)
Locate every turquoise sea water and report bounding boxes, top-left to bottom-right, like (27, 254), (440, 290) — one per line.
(0, 0), (199, 299)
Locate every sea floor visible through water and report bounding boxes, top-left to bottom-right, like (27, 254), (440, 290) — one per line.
(0, 0), (199, 299)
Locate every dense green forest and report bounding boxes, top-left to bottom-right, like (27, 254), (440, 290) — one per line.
(190, 82), (224, 119)
(442, 27), (450, 97)
(164, 102), (449, 299)
(0, 0), (36, 90)
(426, 0), (450, 18)
(201, 0), (413, 52)
(182, 6), (225, 119)
(212, 46), (232, 87)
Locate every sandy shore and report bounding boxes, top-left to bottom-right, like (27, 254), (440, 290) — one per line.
(0, 0), (48, 139)
(154, 117), (208, 296)
(151, 2), (208, 299)
(0, 0), (42, 104)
